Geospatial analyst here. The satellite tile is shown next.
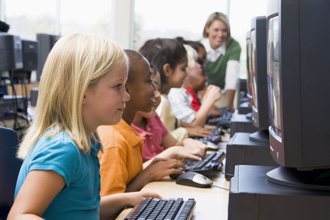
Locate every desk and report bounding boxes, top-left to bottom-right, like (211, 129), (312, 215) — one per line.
(116, 134), (230, 220)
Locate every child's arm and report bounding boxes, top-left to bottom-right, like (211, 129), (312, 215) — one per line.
(162, 134), (207, 156)
(154, 146), (206, 161)
(185, 127), (212, 137)
(8, 170), (65, 219)
(193, 85), (222, 126)
(126, 158), (186, 192)
(99, 191), (161, 219)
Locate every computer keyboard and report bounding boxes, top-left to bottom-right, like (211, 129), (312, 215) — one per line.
(206, 111), (233, 129)
(124, 197), (196, 220)
(217, 106), (232, 115)
(170, 151), (226, 179)
(193, 128), (221, 145)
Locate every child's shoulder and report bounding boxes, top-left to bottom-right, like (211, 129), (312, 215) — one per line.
(27, 129), (82, 168)
(38, 129), (78, 151)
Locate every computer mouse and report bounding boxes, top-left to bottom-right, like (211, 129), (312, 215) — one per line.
(207, 141), (220, 151)
(176, 171), (213, 188)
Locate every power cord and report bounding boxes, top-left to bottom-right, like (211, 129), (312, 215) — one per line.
(212, 184), (229, 191)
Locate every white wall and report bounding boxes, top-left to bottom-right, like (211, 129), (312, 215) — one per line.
(110, 0), (134, 49)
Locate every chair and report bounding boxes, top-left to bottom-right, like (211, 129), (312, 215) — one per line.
(0, 126), (22, 219)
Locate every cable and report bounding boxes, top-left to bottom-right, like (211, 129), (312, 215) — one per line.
(221, 171), (234, 177)
(212, 185), (229, 191)
(9, 70), (20, 130)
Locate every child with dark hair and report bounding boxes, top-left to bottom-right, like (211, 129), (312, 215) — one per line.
(132, 64), (207, 162)
(139, 38), (211, 141)
(168, 44), (221, 126)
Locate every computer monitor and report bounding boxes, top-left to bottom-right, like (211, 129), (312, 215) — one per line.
(0, 33), (23, 71)
(249, 16), (269, 143)
(36, 33), (60, 81)
(12, 39), (38, 84)
(245, 31), (253, 107)
(266, 0), (330, 190)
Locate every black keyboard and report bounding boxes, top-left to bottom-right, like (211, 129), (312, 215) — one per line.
(170, 151), (226, 179)
(124, 197), (196, 220)
(192, 128), (222, 144)
(217, 106), (232, 115)
(206, 111), (233, 129)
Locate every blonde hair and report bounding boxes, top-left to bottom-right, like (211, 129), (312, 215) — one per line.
(184, 44), (197, 73)
(18, 34), (128, 159)
(203, 12), (232, 43)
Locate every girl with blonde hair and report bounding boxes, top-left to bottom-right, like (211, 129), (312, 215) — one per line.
(8, 33), (160, 220)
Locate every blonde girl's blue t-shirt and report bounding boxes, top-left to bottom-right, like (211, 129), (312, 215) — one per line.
(14, 128), (101, 220)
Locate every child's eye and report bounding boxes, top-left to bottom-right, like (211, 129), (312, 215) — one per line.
(115, 84), (122, 90)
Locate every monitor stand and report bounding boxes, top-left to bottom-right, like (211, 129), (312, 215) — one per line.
(225, 132), (277, 180)
(228, 165), (330, 220)
(267, 167), (330, 191)
(249, 129), (269, 143)
(229, 112), (259, 137)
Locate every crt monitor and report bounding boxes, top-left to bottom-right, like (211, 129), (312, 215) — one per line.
(249, 16), (269, 143)
(266, 0), (330, 190)
(245, 31), (253, 108)
(0, 33), (23, 71)
(36, 33), (60, 81)
(12, 39), (38, 84)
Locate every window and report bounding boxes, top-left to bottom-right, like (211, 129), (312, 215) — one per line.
(4, 0), (112, 40)
(134, 0), (267, 78)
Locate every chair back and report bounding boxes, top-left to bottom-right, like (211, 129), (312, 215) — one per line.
(0, 126), (22, 218)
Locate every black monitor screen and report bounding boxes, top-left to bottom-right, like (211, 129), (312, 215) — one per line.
(267, 16), (281, 140)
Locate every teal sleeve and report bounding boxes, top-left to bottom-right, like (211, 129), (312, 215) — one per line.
(29, 141), (80, 188)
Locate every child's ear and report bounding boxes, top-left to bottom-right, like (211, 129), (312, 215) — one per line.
(163, 63), (173, 78)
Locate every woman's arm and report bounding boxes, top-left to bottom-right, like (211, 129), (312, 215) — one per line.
(8, 170), (65, 220)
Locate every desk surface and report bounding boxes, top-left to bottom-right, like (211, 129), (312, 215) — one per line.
(116, 133), (230, 220)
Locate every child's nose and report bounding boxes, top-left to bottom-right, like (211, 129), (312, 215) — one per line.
(151, 81), (158, 91)
(123, 89), (130, 102)
(155, 90), (160, 98)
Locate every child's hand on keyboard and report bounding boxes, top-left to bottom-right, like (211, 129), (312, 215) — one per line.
(182, 138), (208, 155)
(161, 146), (204, 161)
(144, 157), (186, 181)
(185, 127), (212, 137)
(124, 191), (162, 207)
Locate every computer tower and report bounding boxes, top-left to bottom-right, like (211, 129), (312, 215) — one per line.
(228, 165), (330, 220)
(238, 102), (251, 114)
(225, 132), (278, 180)
(229, 112), (259, 137)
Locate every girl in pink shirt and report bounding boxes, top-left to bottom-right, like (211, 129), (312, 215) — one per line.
(132, 65), (207, 162)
